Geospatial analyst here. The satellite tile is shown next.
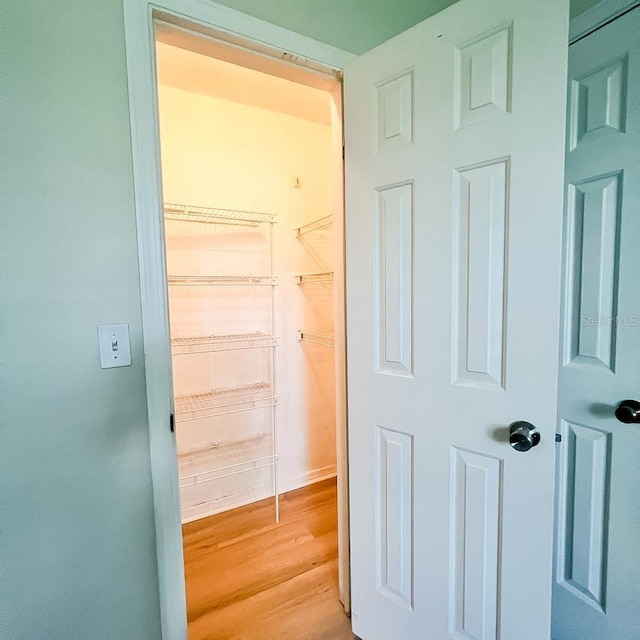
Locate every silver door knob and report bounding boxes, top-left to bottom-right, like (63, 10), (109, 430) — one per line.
(509, 421), (541, 452)
(615, 399), (640, 424)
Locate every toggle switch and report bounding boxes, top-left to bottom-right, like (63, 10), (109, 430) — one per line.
(98, 324), (131, 369)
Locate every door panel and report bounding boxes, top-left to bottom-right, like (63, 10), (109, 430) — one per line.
(344, 0), (569, 638)
(375, 425), (414, 608)
(450, 447), (501, 639)
(375, 182), (414, 376)
(553, 7), (640, 639)
(453, 158), (508, 389)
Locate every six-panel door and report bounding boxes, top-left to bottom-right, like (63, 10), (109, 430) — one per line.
(345, 0), (569, 638)
(553, 7), (640, 639)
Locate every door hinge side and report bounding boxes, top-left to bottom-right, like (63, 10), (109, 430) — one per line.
(170, 411), (175, 433)
(555, 433), (562, 443)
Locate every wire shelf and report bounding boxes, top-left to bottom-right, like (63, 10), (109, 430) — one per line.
(179, 481), (277, 519)
(295, 271), (334, 284)
(295, 215), (333, 237)
(178, 433), (271, 461)
(297, 330), (335, 348)
(175, 382), (277, 421)
(168, 274), (276, 286)
(164, 203), (276, 226)
(178, 434), (276, 486)
(167, 201), (280, 523)
(171, 332), (278, 355)
(179, 455), (278, 488)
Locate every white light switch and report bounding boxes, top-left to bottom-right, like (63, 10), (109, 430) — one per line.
(98, 324), (132, 369)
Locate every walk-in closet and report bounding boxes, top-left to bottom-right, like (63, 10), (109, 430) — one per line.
(155, 26), (347, 637)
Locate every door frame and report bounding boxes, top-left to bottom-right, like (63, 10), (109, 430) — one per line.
(122, 2), (353, 638)
(569, 0), (639, 42)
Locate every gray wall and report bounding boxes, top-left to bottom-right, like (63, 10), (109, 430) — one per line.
(0, 0), (596, 638)
(1, 1), (161, 638)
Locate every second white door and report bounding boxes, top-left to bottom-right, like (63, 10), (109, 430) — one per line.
(553, 7), (640, 639)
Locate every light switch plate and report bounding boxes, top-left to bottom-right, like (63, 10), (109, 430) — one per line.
(98, 324), (132, 368)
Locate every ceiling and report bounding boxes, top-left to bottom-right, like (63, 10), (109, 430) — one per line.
(208, 0), (601, 54)
(155, 41), (332, 125)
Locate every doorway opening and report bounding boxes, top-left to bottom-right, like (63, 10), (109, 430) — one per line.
(153, 22), (350, 639)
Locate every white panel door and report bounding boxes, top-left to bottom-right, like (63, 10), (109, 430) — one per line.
(344, 0), (569, 638)
(553, 7), (640, 640)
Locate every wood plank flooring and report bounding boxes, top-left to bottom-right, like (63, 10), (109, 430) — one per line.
(183, 478), (355, 640)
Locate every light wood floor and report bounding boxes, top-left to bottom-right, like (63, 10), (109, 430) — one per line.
(183, 478), (355, 640)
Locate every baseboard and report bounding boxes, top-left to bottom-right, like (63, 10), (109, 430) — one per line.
(180, 465), (338, 523)
(279, 465), (338, 494)
(181, 483), (275, 524)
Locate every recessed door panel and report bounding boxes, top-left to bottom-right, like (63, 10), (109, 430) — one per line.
(453, 159), (508, 390)
(569, 55), (628, 150)
(376, 72), (414, 153)
(375, 426), (414, 609)
(454, 24), (512, 129)
(375, 183), (413, 376)
(450, 448), (502, 640)
(564, 172), (622, 371)
(556, 421), (611, 611)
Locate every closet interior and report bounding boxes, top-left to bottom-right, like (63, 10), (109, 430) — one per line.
(155, 33), (342, 526)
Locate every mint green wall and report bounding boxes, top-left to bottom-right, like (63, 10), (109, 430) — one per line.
(1, 1), (161, 638)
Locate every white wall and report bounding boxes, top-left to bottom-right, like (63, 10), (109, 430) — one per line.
(157, 84), (336, 515)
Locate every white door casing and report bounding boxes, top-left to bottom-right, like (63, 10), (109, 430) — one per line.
(123, 1), (353, 637)
(344, 0), (569, 638)
(553, 7), (640, 639)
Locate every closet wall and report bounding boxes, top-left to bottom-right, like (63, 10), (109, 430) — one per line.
(157, 43), (337, 520)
